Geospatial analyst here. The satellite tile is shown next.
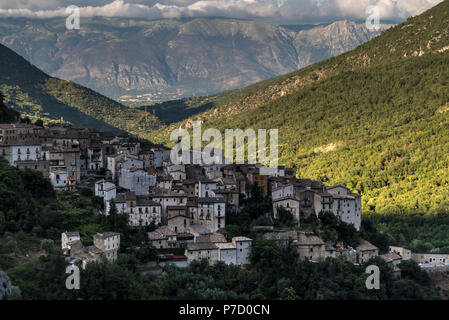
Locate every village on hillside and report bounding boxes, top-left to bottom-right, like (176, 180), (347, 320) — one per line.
(1, 122), (447, 274)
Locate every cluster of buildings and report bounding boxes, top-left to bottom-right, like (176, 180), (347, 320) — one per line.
(6, 123), (442, 275)
(148, 224), (252, 266)
(0, 123), (363, 231)
(272, 181), (362, 230)
(263, 231), (405, 275)
(390, 246), (449, 271)
(2, 122), (369, 268)
(263, 231), (379, 264)
(262, 229), (449, 276)
(61, 231), (120, 269)
(0, 122), (169, 190)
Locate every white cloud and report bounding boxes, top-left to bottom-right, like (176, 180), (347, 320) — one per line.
(0, 0), (443, 23)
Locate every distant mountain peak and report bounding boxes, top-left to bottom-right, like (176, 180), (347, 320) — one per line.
(0, 17), (389, 103)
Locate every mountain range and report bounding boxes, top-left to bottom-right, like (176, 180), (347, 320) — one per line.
(0, 17), (390, 103)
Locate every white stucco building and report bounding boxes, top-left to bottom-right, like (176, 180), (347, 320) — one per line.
(9, 145), (41, 165)
(118, 167), (156, 195)
(61, 231), (81, 252)
(93, 232), (120, 262)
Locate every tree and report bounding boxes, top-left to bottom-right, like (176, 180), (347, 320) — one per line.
(107, 199), (128, 233)
(0, 271), (11, 300)
(80, 187), (93, 197)
(275, 207), (295, 227)
(8, 286), (22, 300)
(40, 239), (55, 254)
(318, 211), (360, 248)
(0, 211), (5, 235)
(398, 260), (430, 286)
(21, 116), (31, 124)
(34, 119), (44, 127)
(91, 196), (103, 210)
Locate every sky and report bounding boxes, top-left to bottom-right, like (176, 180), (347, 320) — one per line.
(0, 0), (443, 24)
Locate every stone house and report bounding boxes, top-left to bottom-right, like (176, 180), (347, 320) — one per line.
(272, 197), (300, 227)
(189, 224), (213, 241)
(185, 242), (219, 265)
(148, 189), (188, 221)
(93, 232), (120, 262)
(148, 226), (178, 249)
(233, 236), (252, 265)
(119, 167), (156, 195)
(195, 233), (227, 244)
(389, 246), (412, 260)
(197, 177), (217, 198)
(128, 195), (162, 227)
(194, 197), (226, 232)
(356, 240), (379, 263)
(216, 242), (238, 265)
(212, 188), (240, 214)
(412, 253), (449, 265)
(167, 209), (192, 234)
(215, 237), (253, 266)
(380, 252), (402, 277)
(296, 233), (326, 262)
(247, 171), (268, 197)
(61, 231), (81, 254)
(63, 231), (120, 269)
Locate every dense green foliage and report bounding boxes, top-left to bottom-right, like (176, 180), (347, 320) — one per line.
(4, 239), (439, 300)
(149, 1), (449, 214)
(156, 53), (449, 214)
(318, 211), (360, 248)
(365, 212), (449, 254)
(225, 185), (273, 239)
(0, 157), (443, 300)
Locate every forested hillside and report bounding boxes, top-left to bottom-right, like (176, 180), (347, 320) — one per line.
(149, 0), (449, 215)
(0, 43), (162, 135)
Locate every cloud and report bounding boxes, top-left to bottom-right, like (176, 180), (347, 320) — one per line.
(0, 0), (443, 24)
